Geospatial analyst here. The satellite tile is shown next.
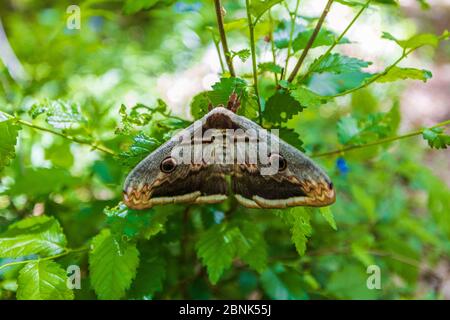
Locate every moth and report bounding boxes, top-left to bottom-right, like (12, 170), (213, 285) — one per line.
(123, 102), (335, 210)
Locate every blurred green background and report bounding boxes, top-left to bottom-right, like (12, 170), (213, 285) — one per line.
(0, 0), (449, 300)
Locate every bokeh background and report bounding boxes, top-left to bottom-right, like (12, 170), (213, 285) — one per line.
(0, 0), (449, 300)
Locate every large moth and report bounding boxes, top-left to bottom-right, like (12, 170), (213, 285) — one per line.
(123, 102), (335, 209)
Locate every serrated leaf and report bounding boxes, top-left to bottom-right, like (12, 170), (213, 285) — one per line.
(17, 260), (74, 300)
(238, 222), (268, 273)
(422, 127), (450, 149)
(258, 62), (283, 74)
(263, 91), (303, 124)
(128, 244), (166, 299)
(195, 223), (239, 284)
(292, 29), (349, 52)
(382, 30), (448, 49)
(190, 91), (211, 120)
(29, 100), (86, 130)
(0, 113), (20, 172)
(276, 208), (312, 256)
(290, 86), (328, 108)
(0, 216), (67, 258)
(209, 77), (248, 106)
(231, 49), (251, 63)
(277, 127), (305, 152)
(89, 229), (140, 300)
(377, 66), (432, 83)
(308, 53), (372, 75)
(319, 207), (337, 230)
(118, 133), (161, 168)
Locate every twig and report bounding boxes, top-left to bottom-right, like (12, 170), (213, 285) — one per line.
(0, 247), (88, 271)
(14, 117), (116, 156)
(245, 0), (263, 125)
(214, 0), (235, 77)
(311, 119), (450, 158)
(300, 0), (371, 82)
(287, 0), (334, 83)
(211, 31), (226, 73)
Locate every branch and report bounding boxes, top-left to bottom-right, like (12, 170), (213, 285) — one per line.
(214, 0), (236, 77)
(287, 0), (334, 83)
(311, 119), (450, 158)
(299, 0), (371, 82)
(14, 117), (116, 156)
(268, 10), (279, 85)
(0, 247), (88, 271)
(245, 0), (263, 125)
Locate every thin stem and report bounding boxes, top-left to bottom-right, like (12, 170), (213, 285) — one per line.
(212, 33), (226, 74)
(14, 118), (116, 156)
(300, 0), (371, 82)
(214, 0), (236, 77)
(311, 119), (450, 158)
(326, 50), (407, 98)
(268, 9), (279, 85)
(0, 247), (88, 271)
(245, 0), (263, 125)
(287, 0), (334, 83)
(283, 0), (300, 81)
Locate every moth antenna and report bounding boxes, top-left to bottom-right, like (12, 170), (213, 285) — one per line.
(227, 90), (240, 113)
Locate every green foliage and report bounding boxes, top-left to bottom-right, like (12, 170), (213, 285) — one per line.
(17, 260), (74, 300)
(0, 0), (449, 301)
(377, 67), (432, 83)
(0, 113), (20, 172)
(89, 229), (140, 300)
(0, 216), (67, 258)
(308, 53), (372, 75)
(29, 100), (86, 130)
(196, 220), (267, 284)
(292, 29), (349, 52)
(422, 127), (450, 149)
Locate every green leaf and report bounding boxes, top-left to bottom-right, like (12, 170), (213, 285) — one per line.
(209, 77), (248, 106)
(0, 112), (20, 172)
(382, 30), (448, 49)
(238, 221), (268, 273)
(422, 127), (450, 149)
(231, 49), (251, 63)
(0, 216), (67, 258)
(190, 91), (211, 120)
(275, 208), (312, 256)
(319, 207), (337, 230)
(292, 29), (349, 52)
(7, 167), (78, 196)
(118, 133), (161, 168)
(308, 53), (372, 75)
(258, 62), (283, 74)
(29, 100), (86, 130)
(17, 260), (74, 300)
(123, 0), (160, 14)
(263, 91), (304, 124)
(196, 223), (239, 284)
(308, 71), (373, 96)
(261, 264), (308, 299)
(250, 0), (283, 22)
(129, 244), (166, 299)
(277, 127), (305, 152)
(290, 86), (328, 108)
(89, 229), (140, 300)
(377, 66), (432, 83)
